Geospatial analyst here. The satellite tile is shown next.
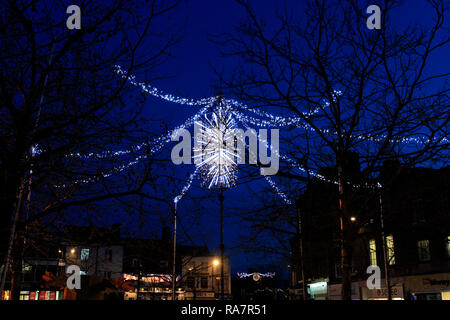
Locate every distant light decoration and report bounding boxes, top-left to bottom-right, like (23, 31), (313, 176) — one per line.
(194, 105), (240, 189)
(237, 272), (276, 281)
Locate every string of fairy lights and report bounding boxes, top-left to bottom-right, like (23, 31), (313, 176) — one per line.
(50, 65), (448, 204)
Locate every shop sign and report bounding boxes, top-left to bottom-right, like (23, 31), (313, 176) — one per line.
(366, 284), (404, 299)
(423, 279), (450, 287)
(38, 291), (46, 300)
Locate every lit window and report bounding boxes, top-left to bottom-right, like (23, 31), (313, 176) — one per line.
(386, 235), (395, 265)
(417, 240), (431, 261)
(446, 236), (450, 258)
(369, 239), (377, 266)
(81, 249), (89, 261)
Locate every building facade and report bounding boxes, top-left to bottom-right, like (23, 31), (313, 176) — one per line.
(181, 255), (231, 300)
(291, 158), (450, 300)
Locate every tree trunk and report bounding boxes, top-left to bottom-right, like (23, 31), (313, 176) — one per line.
(340, 222), (353, 300)
(338, 160), (352, 300)
(10, 225), (25, 300)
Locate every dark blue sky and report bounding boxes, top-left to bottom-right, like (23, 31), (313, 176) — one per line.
(114, 0), (449, 278)
(138, 0), (303, 278)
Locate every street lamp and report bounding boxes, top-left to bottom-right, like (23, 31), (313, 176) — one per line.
(212, 258), (221, 299)
(172, 201), (177, 301)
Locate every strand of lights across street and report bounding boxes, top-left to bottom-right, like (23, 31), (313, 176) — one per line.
(50, 66), (448, 203)
(115, 65), (447, 145)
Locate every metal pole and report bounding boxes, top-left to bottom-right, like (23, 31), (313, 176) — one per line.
(296, 207), (307, 300)
(219, 187), (224, 301)
(337, 162), (351, 300)
(379, 190), (392, 300)
(136, 269), (141, 301)
(172, 201), (177, 301)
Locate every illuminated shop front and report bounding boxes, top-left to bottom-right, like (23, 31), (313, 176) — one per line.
(122, 273), (182, 300)
(360, 284), (404, 300)
(307, 280), (328, 300)
(328, 281), (362, 300)
(403, 273), (450, 300)
(2, 290), (63, 300)
(328, 273), (450, 300)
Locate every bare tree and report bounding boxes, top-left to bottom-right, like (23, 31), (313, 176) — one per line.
(213, 0), (449, 299)
(0, 0), (184, 299)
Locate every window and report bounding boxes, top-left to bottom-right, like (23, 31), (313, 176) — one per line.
(446, 236), (450, 258)
(105, 249), (112, 262)
(334, 263), (342, 278)
(369, 239), (377, 266)
(413, 199), (426, 224)
(414, 293), (441, 300)
(186, 277), (195, 289)
(159, 260), (168, 269)
(386, 235), (395, 265)
(81, 249), (90, 261)
(417, 240), (431, 261)
(200, 277), (208, 289)
(22, 264), (34, 282)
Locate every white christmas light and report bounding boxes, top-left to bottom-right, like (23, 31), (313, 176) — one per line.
(237, 272), (275, 279)
(56, 66), (447, 205)
(174, 167), (199, 204)
(194, 105), (240, 189)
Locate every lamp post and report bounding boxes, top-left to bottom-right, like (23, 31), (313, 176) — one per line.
(378, 189), (392, 300)
(295, 206), (307, 300)
(194, 98), (235, 301)
(172, 201), (177, 301)
(212, 258), (219, 298)
(219, 187), (225, 301)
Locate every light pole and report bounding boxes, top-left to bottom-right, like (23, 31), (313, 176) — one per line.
(378, 188), (392, 300)
(219, 187), (225, 301)
(212, 258), (219, 298)
(172, 201), (177, 301)
(295, 206), (307, 300)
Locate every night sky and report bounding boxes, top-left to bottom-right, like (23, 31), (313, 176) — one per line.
(96, 0), (449, 278)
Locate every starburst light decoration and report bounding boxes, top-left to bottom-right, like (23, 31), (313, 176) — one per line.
(194, 105), (240, 189)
